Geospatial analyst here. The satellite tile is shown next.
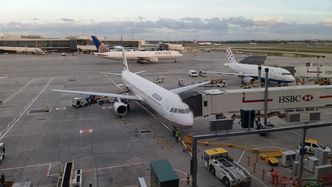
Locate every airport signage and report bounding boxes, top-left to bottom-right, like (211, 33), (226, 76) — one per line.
(279, 95), (314, 103)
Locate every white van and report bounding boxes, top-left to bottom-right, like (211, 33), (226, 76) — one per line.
(188, 70), (198, 77)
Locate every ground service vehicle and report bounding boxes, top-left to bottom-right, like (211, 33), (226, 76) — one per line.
(155, 76), (164, 83)
(72, 97), (88, 108)
(203, 148), (251, 187)
(178, 79), (185, 87)
(97, 97), (111, 105)
(300, 138), (331, 155)
(188, 70), (198, 77)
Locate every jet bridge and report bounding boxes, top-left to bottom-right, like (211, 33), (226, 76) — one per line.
(180, 85), (332, 119)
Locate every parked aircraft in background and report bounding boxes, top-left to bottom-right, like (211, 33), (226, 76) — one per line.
(91, 36), (182, 63)
(209, 46), (295, 84)
(52, 49), (209, 128)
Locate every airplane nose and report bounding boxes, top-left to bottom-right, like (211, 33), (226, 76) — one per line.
(181, 113), (194, 127)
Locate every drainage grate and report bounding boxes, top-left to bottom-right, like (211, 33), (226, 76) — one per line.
(68, 79), (76, 82)
(139, 129), (152, 135)
(29, 109), (50, 113)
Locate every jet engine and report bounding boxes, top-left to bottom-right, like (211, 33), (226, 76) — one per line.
(113, 101), (128, 115)
(242, 76), (256, 84)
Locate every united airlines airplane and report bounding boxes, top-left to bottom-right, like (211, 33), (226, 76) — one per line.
(210, 46), (295, 84)
(52, 49), (209, 128)
(91, 36), (182, 63)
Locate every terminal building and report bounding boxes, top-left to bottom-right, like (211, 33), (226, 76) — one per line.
(0, 34), (145, 53)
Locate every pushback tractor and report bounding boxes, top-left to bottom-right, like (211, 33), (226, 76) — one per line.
(203, 148), (251, 187)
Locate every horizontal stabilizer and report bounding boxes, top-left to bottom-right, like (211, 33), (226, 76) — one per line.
(134, 70), (145, 74)
(101, 72), (122, 76)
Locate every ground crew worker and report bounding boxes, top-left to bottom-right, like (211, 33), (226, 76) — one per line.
(172, 128), (176, 137)
(0, 174), (4, 186)
(175, 129), (180, 143)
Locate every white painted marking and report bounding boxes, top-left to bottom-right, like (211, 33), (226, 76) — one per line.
(2, 78), (37, 104)
(0, 163), (49, 172)
(79, 128), (93, 134)
(55, 107), (66, 110)
(251, 174), (269, 187)
(45, 162), (59, 176)
(102, 106), (112, 109)
(0, 78), (54, 140)
(237, 150), (246, 163)
(46, 163), (51, 176)
(173, 168), (188, 177)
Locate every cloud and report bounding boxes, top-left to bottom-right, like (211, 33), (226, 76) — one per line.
(0, 17), (331, 40)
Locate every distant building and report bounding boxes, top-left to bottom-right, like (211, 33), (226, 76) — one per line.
(159, 43), (184, 52)
(0, 34), (145, 53)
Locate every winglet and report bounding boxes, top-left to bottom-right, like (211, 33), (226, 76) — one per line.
(226, 46), (237, 64)
(91, 35), (110, 53)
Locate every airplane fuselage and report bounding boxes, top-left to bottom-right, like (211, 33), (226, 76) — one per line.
(122, 70), (193, 127)
(96, 50), (182, 61)
(226, 63), (295, 83)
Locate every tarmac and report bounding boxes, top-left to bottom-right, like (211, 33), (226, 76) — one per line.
(0, 51), (331, 187)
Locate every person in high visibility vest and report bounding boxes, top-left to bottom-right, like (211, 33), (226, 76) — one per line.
(175, 130), (180, 143)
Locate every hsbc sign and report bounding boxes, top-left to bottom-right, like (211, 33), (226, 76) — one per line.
(279, 95), (314, 103)
(302, 95), (314, 101)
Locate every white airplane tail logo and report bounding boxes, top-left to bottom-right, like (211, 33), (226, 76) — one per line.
(226, 46), (237, 64)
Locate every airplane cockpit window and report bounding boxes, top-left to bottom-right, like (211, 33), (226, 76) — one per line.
(170, 108), (190, 113)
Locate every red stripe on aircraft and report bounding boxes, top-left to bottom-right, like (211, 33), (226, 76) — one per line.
(242, 93), (273, 103)
(320, 95), (332, 99)
(242, 98), (273, 103)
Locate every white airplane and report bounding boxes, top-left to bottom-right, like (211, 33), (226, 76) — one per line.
(52, 49), (209, 128)
(91, 36), (183, 63)
(210, 46), (295, 84)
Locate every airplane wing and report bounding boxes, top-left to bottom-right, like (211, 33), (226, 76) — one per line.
(51, 89), (142, 101)
(207, 71), (255, 77)
(170, 81), (210, 94)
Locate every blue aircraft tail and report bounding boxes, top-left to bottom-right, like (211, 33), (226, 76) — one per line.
(91, 36), (110, 53)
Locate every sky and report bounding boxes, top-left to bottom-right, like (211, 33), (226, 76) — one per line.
(0, 0), (332, 40)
